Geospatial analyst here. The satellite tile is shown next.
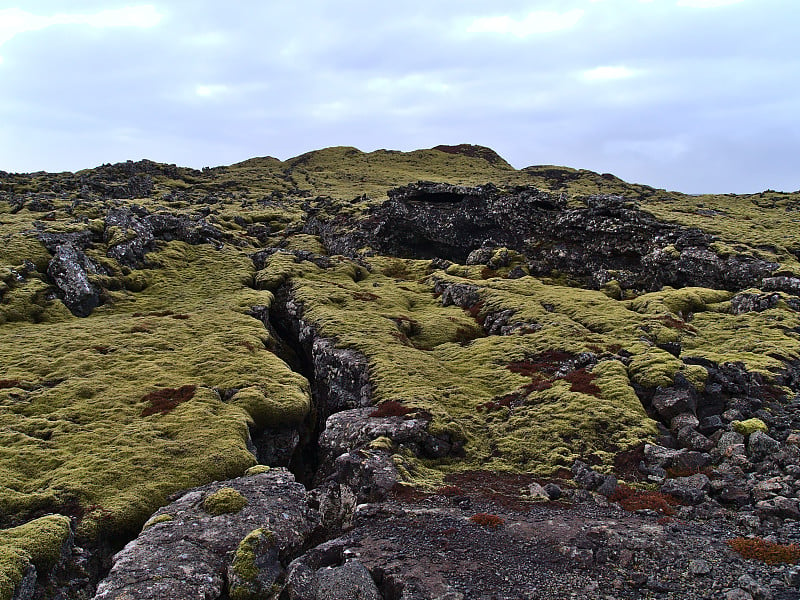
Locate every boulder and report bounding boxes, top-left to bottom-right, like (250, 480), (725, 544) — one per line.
(651, 377), (699, 422)
(92, 469), (319, 600)
(747, 431), (780, 462)
(661, 474), (710, 505)
(46, 244), (101, 317)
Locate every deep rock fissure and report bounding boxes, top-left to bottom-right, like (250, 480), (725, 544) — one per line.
(266, 307), (322, 489)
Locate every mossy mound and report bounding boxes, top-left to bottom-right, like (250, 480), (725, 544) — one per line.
(0, 515), (71, 600)
(203, 488), (248, 516)
(732, 418), (769, 436)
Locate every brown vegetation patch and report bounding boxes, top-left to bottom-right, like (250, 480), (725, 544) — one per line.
(435, 485), (465, 497)
(141, 385), (198, 417)
(508, 351), (574, 377)
(613, 445), (647, 482)
(609, 483), (680, 515)
(466, 301), (485, 325)
(444, 470), (567, 511)
(0, 379), (22, 390)
(563, 368), (601, 397)
(390, 483), (431, 504)
(727, 538), (800, 564)
(469, 513), (505, 527)
(655, 315), (698, 333)
(505, 352), (603, 404)
(370, 400), (413, 418)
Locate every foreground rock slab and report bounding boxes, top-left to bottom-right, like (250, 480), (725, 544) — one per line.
(92, 469), (319, 600)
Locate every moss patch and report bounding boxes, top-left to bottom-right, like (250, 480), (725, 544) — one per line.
(203, 487), (248, 516)
(732, 419), (769, 436)
(0, 515), (71, 600)
(0, 241), (310, 541)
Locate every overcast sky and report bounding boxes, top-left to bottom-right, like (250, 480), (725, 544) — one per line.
(0, 0), (797, 193)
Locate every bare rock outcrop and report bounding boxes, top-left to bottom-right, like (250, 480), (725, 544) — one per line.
(92, 469), (319, 600)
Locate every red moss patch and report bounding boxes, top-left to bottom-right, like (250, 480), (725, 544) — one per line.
(469, 513), (505, 527)
(505, 352), (603, 404)
(727, 538), (800, 564)
(390, 483), (431, 504)
(609, 483), (680, 515)
(508, 351), (573, 377)
(445, 470), (567, 511)
(370, 400), (413, 418)
(466, 301), (485, 325)
(613, 445), (647, 482)
(563, 368), (601, 397)
(655, 315), (698, 333)
(141, 385), (197, 417)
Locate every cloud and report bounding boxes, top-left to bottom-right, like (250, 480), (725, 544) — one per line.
(582, 65), (639, 81)
(466, 9), (585, 37)
(676, 0), (745, 7)
(195, 84), (229, 98)
(0, 5), (163, 46)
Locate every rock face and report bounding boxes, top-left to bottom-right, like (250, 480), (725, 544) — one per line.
(46, 244), (101, 317)
(312, 182), (778, 291)
(105, 206), (229, 268)
(92, 470), (320, 600)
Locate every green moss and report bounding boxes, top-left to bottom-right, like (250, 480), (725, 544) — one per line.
(0, 241), (310, 541)
(280, 264), (659, 479)
(732, 419), (769, 436)
(203, 487), (248, 516)
(244, 465), (271, 476)
(369, 436), (395, 451)
(0, 515), (71, 600)
(229, 386), (309, 429)
(231, 528), (273, 581)
(229, 528), (276, 600)
(141, 514), (173, 531)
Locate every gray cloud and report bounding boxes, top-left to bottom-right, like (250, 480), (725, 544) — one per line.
(0, 0), (797, 193)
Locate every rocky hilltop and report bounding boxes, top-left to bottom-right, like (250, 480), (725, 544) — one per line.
(1, 145), (799, 599)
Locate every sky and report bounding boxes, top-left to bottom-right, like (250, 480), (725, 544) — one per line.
(0, 0), (797, 194)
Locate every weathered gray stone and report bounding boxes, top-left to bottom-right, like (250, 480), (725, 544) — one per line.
(676, 426), (714, 453)
(92, 469), (319, 600)
(11, 563), (36, 600)
(755, 495), (800, 520)
(688, 559), (711, 576)
(718, 431), (746, 456)
(661, 475), (710, 505)
(314, 560), (381, 600)
(747, 431), (780, 462)
(47, 244), (101, 317)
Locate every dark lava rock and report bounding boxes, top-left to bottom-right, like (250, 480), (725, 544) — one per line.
(651, 374), (700, 422)
(731, 292), (781, 314)
(310, 182), (778, 292)
(92, 469), (319, 600)
(46, 244), (101, 317)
